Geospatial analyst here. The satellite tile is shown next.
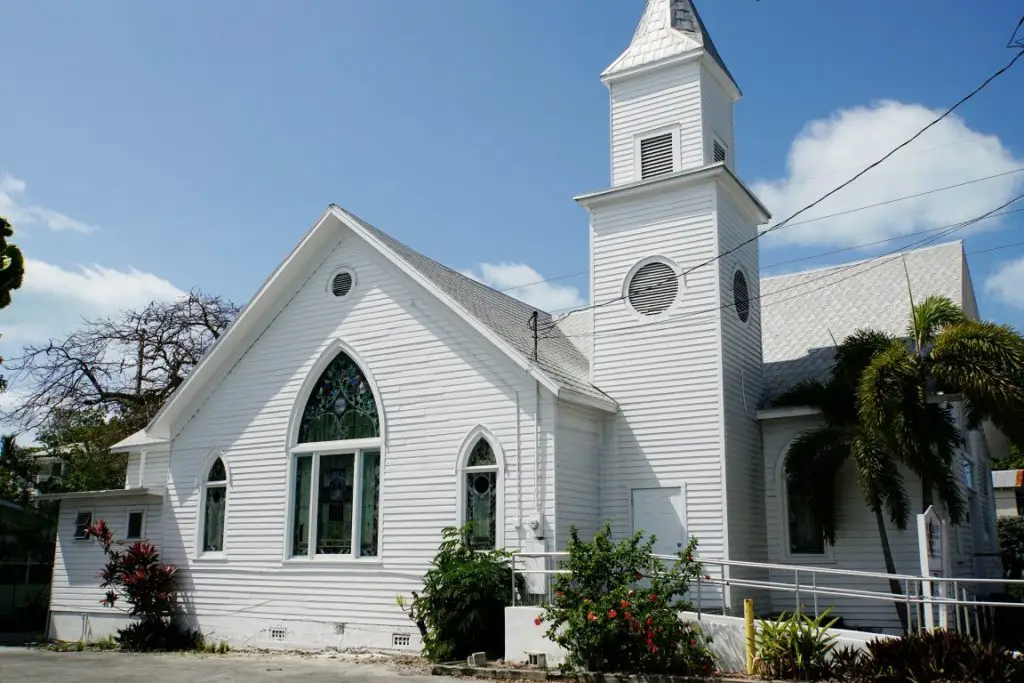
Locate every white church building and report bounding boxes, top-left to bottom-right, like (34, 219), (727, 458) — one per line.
(44, 0), (1003, 646)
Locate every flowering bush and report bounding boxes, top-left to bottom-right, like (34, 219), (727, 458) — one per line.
(539, 524), (714, 675)
(85, 519), (197, 651)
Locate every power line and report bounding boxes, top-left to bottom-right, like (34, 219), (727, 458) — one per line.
(967, 240), (1024, 257)
(537, 45), (1024, 330)
(542, 193), (1024, 342)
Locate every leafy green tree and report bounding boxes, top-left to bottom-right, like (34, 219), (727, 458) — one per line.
(858, 295), (1024, 512)
(0, 216), (26, 392)
(774, 331), (914, 632)
(992, 443), (1024, 471)
(0, 434), (37, 506)
(36, 409), (135, 492)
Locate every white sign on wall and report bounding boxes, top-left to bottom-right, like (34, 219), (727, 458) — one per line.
(917, 505), (952, 629)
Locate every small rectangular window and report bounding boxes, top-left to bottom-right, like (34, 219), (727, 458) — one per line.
(126, 510), (145, 540)
(73, 511), (93, 540)
(316, 453), (355, 555)
(291, 456), (313, 557)
(639, 132), (675, 179)
(713, 139), (727, 164)
(360, 451), (381, 557)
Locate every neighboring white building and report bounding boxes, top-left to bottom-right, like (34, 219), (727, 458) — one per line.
(43, 0), (1002, 646)
(993, 470), (1024, 519)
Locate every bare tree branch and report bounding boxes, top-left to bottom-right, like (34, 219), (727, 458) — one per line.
(2, 289), (240, 430)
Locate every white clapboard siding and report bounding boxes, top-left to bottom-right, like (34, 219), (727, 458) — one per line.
(554, 400), (603, 547)
(610, 61), (703, 186)
(590, 183), (727, 566)
(700, 69), (735, 170)
(48, 228), (560, 646)
(716, 191), (769, 607)
(123, 448), (170, 490)
(50, 501), (164, 615)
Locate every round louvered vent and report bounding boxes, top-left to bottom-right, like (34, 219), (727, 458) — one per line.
(627, 261), (678, 316)
(733, 269), (750, 323)
(331, 271), (353, 298)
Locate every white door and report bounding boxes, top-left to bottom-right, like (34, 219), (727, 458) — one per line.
(631, 487), (685, 556)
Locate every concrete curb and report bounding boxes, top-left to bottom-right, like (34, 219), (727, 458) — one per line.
(429, 664), (762, 682)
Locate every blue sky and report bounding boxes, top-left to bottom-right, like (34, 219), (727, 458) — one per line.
(2, 0), (1023, 356)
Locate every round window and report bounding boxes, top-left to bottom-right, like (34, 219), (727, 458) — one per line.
(331, 271), (354, 298)
(733, 269), (750, 323)
(627, 260), (679, 316)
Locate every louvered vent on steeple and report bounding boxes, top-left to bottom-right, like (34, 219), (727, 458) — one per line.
(713, 139), (727, 164)
(640, 132), (675, 179)
(627, 260), (679, 316)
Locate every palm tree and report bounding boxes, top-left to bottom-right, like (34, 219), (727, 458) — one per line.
(775, 331), (914, 632)
(858, 295), (1024, 514)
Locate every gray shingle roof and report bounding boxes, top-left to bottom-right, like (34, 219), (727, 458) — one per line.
(760, 241), (966, 402)
(337, 208), (610, 404)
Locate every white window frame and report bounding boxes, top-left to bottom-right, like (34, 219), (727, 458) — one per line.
(73, 510), (93, 541)
(777, 446), (835, 563)
(196, 453), (229, 559)
(287, 443), (382, 562)
(124, 508), (146, 541)
(621, 255), (683, 322)
(455, 426), (505, 550)
(283, 341), (385, 564)
(633, 125), (681, 182)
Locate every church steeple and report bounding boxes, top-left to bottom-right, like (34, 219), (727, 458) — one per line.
(603, 0), (738, 94)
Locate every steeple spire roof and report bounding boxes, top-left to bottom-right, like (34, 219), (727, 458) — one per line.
(603, 0), (737, 90)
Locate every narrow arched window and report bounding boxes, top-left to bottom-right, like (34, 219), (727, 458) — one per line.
(463, 438), (498, 550)
(202, 458), (227, 553)
(290, 349), (382, 559)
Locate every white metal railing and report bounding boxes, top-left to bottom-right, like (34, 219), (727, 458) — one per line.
(509, 552), (1024, 636)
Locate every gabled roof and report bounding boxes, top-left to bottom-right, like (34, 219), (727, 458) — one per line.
(603, 0), (738, 92)
(761, 241), (967, 401)
(116, 206), (614, 449)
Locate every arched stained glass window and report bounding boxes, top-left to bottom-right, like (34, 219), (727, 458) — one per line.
(464, 437), (499, 550)
(202, 458), (227, 554)
(467, 439), (496, 467)
(298, 351), (379, 443)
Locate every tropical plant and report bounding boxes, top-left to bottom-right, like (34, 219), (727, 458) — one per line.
(400, 523), (523, 662)
(774, 330), (914, 631)
(858, 295), (1024, 512)
(992, 443), (1024, 471)
(832, 629), (1024, 682)
(538, 524), (714, 676)
(84, 519), (196, 651)
(754, 609), (839, 681)
(0, 216), (26, 393)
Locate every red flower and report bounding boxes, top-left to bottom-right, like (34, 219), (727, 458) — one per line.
(648, 643), (659, 654)
(620, 599), (630, 609)
(555, 591), (564, 599)
(648, 594), (658, 603)
(689, 639), (696, 647)
(646, 616), (654, 626)
(624, 612), (633, 621)
(608, 609), (617, 619)
(534, 616), (543, 626)
(587, 611), (597, 622)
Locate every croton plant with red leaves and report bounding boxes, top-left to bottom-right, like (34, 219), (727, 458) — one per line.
(85, 519), (178, 622)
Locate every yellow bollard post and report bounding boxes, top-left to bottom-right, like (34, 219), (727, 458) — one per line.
(744, 598), (755, 676)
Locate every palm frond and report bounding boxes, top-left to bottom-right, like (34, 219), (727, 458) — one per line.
(852, 435), (911, 530)
(835, 329), (898, 382)
(909, 295), (966, 350)
(857, 340), (919, 433)
(784, 427), (849, 545)
(930, 320), (1024, 418)
(925, 403), (966, 524)
(772, 380), (830, 411)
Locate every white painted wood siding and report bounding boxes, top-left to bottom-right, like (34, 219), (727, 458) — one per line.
(145, 229), (553, 646)
(763, 416), (925, 633)
(610, 62), (704, 186)
(700, 69), (735, 170)
(124, 448), (170, 490)
(554, 401), (603, 547)
(716, 191), (768, 607)
(590, 184), (727, 568)
(50, 500), (164, 618)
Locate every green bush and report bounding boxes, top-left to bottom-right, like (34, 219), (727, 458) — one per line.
(834, 629), (1024, 682)
(754, 609), (838, 681)
(403, 524), (523, 662)
(538, 524), (714, 676)
(1000, 517), (1024, 596)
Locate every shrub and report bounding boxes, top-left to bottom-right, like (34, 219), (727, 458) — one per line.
(538, 524), (714, 676)
(402, 524), (523, 662)
(84, 519), (197, 651)
(833, 629), (1024, 683)
(754, 609), (838, 681)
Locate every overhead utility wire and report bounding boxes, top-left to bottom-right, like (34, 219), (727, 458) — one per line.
(535, 45), (1024, 332)
(541, 193), (1024, 342)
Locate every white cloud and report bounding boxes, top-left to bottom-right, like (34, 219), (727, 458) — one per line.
(2, 259), (184, 345)
(462, 262), (585, 312)
(1, 172), (99, 234)
(985, 257), (1024, 310)
(753, 101), (1024, 248)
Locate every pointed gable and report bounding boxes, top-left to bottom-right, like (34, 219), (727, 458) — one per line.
(603, 0), (737, 90)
